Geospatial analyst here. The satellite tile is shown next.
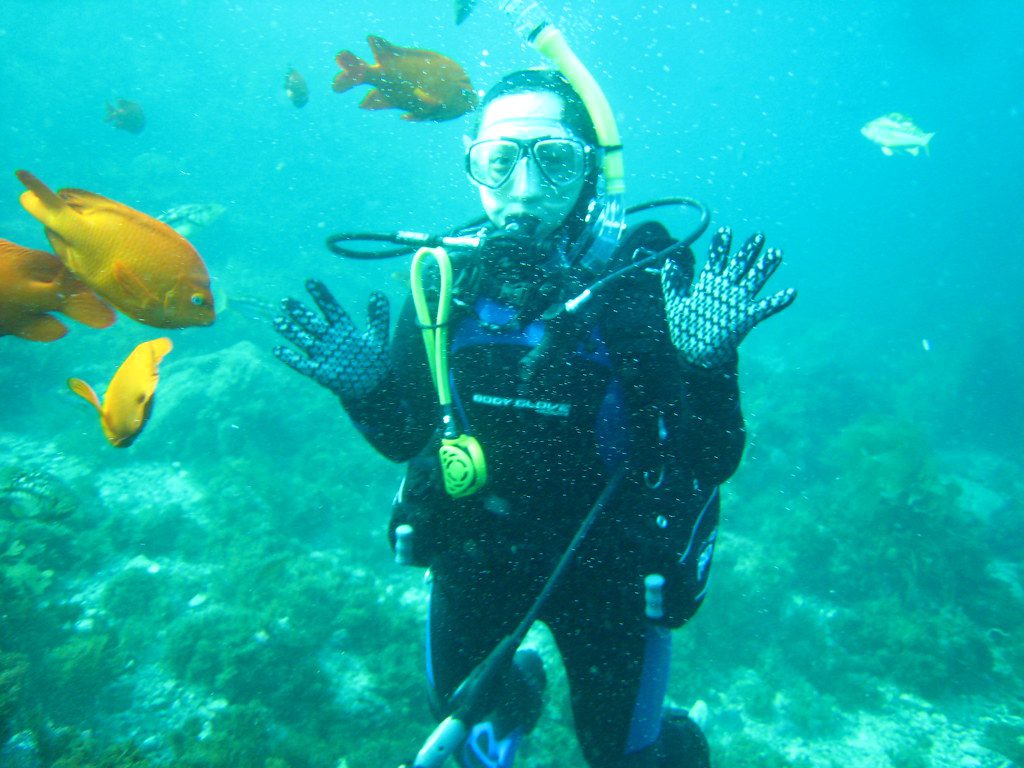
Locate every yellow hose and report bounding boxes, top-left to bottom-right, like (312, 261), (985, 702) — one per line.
(410, 246), (453, 406)
(410, 245), (488, 497)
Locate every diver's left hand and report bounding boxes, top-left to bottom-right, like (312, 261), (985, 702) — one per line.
(661, 227), (796, 369)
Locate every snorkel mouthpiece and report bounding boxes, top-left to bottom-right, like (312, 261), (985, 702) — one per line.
(483, 214), (548, 270)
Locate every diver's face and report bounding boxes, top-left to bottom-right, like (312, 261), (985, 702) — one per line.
(471, 91), (588, 240)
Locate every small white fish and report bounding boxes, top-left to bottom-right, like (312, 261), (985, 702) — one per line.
(860, 113), (935, 156)
(156, 203), (226, 237)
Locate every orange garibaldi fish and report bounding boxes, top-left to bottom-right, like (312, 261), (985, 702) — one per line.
(0, 238), (115, 342)
(15, 170), (215, 329)
(68, 337), (173, 448)
(333, 35), (477, 122)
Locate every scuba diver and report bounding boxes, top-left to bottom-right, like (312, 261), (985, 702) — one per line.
(273, 68), (795, 768)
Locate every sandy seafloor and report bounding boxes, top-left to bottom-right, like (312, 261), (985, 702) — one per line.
(1, 2), (1022, 767)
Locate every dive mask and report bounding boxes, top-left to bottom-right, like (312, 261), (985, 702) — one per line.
(466, 136), (591, 189)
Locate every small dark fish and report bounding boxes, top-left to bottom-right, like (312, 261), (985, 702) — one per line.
(0, 468), (77, 521)
(285, 68), (309, 108)
(455, 0), (478, 24)
(104, 98), (146, 134)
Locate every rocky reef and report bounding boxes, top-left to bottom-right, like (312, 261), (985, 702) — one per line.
(1, 330), (1021, 768)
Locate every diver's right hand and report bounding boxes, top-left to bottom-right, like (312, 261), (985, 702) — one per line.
(273, 279), (391, 400)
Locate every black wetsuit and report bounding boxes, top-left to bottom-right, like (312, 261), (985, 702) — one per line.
(342, 223), (745, 768)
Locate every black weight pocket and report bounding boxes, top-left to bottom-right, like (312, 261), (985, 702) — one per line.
(625, 476), (721, 629)
(388, 453), (448, 567)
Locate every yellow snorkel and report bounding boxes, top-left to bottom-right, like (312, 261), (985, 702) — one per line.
(498, 0), (626, 273)
(410, 247), (488, 498)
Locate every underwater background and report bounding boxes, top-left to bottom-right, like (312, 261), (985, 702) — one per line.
(2, 1), (1023, 766)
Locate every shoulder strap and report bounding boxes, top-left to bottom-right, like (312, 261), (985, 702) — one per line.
(597, 221), (692, 468)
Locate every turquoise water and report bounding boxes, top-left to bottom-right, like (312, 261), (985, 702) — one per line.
(1, 2), (1022, 767)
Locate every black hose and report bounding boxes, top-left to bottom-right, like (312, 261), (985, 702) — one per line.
(510, 463), (627, 639)
(408, 464), (628, 768)
(325, 232), (419, 260)
(555, 197), (711, 313)
(625, 196), (710, 248)
(326, 216), (490, 260)
(325, 201), (708, 261)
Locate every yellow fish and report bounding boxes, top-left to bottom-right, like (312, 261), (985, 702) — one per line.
(15, 170), (215, 328)
(333, 36), (477, 122)
(68, 338), (173, 448)
(0, 238), (115, 342)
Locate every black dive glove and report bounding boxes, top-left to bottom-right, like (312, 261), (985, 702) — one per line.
(661, 227), (796, 368)
(273, 279), (391, 400)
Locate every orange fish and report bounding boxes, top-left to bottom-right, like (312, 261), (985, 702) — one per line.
(0, 239), (115, 342)
(285, 68), (309, 108)
(15, 170), (215, 329)
(68, 338), (172, 448)
(333, 35), (477, 122)
(104, 98), (146, 134)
